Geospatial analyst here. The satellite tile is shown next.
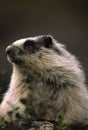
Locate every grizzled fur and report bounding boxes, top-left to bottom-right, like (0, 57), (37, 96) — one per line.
(0, 35), (88, 125)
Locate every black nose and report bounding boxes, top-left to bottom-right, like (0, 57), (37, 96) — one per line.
(6, 45), (13, 55)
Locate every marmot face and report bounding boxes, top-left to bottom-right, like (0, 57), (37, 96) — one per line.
(6, 35), (64, 71)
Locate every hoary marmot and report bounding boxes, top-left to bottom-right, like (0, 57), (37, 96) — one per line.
(0, 35), (88, 126)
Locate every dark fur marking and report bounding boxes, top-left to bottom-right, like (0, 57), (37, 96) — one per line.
(53, 47), (62, 55)
(43, 36), (53, 48)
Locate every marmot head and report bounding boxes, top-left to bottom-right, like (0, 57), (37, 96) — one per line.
(6, 35), (84, 83)
(6, 35), (68, 72)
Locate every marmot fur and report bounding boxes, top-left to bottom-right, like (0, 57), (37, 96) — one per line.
(0, 35), (88, 125)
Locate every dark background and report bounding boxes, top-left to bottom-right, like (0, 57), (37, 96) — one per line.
(0, 0), (88, 98)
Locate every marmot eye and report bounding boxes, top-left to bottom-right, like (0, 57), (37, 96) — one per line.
(24, 40), (34, 49)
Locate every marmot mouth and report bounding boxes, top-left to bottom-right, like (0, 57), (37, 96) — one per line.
(6, 45), (23, 65)
(7, 55), (23, 65)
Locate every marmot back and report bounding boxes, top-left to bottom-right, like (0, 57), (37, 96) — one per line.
(0, 35), (88, 126)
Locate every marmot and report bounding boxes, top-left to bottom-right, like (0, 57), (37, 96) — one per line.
(0, 35), (88, 126)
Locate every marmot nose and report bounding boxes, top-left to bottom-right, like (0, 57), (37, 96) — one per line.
(6, 45), (13, 55)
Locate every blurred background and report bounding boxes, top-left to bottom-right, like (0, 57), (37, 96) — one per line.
(0, 0), (88, 100)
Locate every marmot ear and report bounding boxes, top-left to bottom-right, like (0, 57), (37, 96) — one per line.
(43, 36), (53, 48)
